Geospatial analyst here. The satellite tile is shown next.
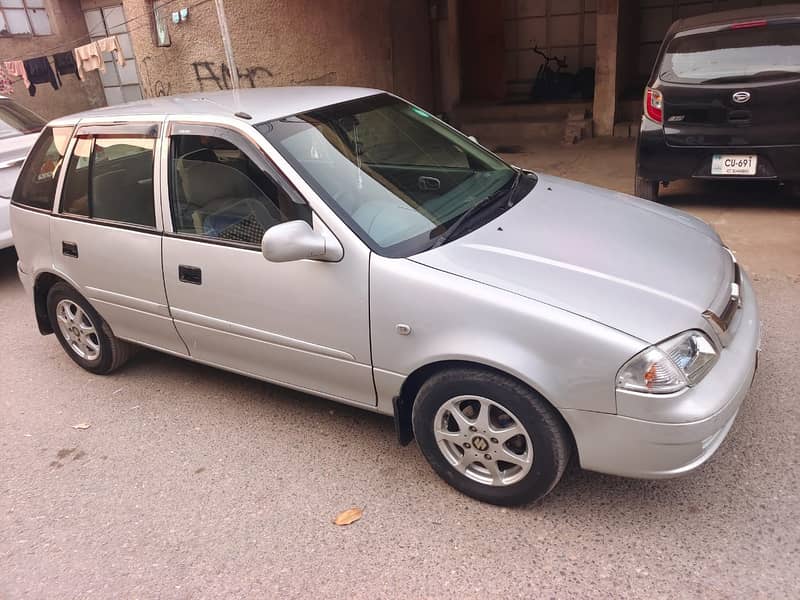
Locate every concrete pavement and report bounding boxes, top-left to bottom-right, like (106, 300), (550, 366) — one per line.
(1, 139), (799, 599)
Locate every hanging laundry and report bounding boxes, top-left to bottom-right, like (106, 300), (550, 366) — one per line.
(0, 63), (15, 95)
(52, 51), (79, 85)
(96, 36), (126, 68)
(23, 57), (59, 96)
(4, 60), (30, 92)
(73, 41), (102, 80)
(73, 36), (126, 80)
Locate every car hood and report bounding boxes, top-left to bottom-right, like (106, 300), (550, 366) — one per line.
(411, 174), (731, 343)
(0, 132), (37, 199)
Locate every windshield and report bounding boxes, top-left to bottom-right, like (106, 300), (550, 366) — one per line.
(0, 98), (45, 141)
(661, 23), (800, 84)
(255, 94), (516, 257)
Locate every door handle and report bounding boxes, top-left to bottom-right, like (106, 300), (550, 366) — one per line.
(178, 264), (202, 285)
(62, 241), (79, 258)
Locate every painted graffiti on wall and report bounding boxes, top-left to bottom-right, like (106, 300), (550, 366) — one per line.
(140, 57), (173, 97)
(138, 56), (337, 99)
(192, 61), (273, 90)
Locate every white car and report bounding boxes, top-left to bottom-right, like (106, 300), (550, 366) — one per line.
(0, 96), (44, 249)
(10, 88), (759, 505)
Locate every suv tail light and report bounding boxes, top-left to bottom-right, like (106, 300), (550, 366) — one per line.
(644, 87), (663, 124)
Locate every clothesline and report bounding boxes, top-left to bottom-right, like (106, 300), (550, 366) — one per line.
(0, 0), (192, 65)
(1, 36), (128, 97)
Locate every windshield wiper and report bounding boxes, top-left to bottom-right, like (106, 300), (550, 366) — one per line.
(430, 169), (521, 249)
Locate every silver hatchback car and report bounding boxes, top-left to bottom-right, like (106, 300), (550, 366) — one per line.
(10, 88), (760, 505)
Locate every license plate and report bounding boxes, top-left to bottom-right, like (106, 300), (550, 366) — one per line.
(711, 154), (757, 176)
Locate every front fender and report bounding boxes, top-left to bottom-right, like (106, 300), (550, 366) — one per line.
(369, 256), (645, 415)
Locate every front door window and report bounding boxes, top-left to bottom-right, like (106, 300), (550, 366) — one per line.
(169, 133), (310, 245)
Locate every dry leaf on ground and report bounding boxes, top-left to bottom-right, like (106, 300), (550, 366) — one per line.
(333, 507), (363, 526)
(72, 423), (91, 430)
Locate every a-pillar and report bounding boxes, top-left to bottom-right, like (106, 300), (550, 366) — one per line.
(593, 0), (620, 136)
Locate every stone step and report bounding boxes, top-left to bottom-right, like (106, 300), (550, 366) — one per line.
(459, 119), (565, 144)
(454, 100), (593, 124)
(612, 121), (640, 139)
(563, 117), (593, 145)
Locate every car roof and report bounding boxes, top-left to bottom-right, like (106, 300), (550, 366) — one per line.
(671, 3), (800, 33)
(50, 86), (383, 125)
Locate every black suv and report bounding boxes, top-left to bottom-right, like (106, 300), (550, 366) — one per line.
(635, 6), (800, 201)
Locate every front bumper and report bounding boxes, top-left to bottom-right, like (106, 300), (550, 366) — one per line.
(636, 118), (800, 183)
(561, 271), (760, 479)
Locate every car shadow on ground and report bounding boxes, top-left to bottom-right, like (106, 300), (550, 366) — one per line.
(660, 178), (799, 209)
(0, 246), (19, 287)
(120, 344), (759, 516)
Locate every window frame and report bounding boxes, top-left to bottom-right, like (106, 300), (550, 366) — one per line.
(164, 121), (313, 251)
(0, 0), (52, 37)
(54, 121), (162, 233)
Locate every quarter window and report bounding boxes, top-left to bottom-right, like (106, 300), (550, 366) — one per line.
(169, 134), (310, 245)
(12, 126), (71, 210)
(59, 135), (156, 227)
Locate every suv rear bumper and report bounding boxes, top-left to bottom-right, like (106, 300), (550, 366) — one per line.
(636, 118), (800, 183)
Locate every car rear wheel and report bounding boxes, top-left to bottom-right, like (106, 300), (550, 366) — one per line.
(634, 175), (659, 202)
(47, 282), (132, 375)
(412, 368), (571, 506)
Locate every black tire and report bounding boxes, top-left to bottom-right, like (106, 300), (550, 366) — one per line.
(412, 368), (571, 506)
(634, 175), (659, 202)
(47, 282), (131, 375)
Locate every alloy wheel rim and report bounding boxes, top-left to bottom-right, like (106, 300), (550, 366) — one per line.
(55, 299), (100, 361)
(433, 395), (533, 486)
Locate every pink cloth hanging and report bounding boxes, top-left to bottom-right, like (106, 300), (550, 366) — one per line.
(0, 63), (16, 95)
(4, 60), (30, 90)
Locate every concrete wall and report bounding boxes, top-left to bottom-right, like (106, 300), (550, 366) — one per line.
(0, 0), (105, 120)
(118, 0), (432, 108)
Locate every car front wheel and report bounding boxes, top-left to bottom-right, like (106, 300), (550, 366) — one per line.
(47, 282), (131, 375)
(412, 368), (572, 506)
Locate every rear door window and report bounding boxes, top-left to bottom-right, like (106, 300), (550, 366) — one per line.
(59, 133), (157, 228)
(661, 23), (800, 84)
(12, 126), (72, 210)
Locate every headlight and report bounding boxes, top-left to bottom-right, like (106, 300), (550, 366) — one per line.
(616, 330), (718, 394)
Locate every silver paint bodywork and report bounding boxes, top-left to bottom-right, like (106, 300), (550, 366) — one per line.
(0, 131), (38, 248)
(10, 88), (760, 480)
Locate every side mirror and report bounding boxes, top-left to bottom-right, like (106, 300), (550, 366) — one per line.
(261, 220), (342, 263)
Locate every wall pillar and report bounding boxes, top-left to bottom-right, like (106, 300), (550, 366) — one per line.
(593, 0), (620, 136)
(438, 0), (461, 116)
